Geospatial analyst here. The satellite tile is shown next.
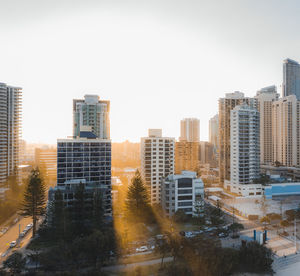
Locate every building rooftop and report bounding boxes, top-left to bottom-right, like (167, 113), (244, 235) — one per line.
(225, 91), (244, 99)
(84, 94), (100, 104)
(148, 129), (162, 137)
(284, 58), (299, 65)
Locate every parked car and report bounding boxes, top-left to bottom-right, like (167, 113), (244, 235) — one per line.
(26, 223), (33, 229)
(218, 232), (228, 238)
(136, 246), (148, 253)
(9, 241), (17, 248)
(24, 223), (33, 232)
(193, 230), (203, 235)
(0, 227), (8, 234)
(20, 230), (27, 238)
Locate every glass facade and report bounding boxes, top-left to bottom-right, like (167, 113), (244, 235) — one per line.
(57, 139), (112, 215)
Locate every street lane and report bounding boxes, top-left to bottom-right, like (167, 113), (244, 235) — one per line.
(0, 217), (32, 258)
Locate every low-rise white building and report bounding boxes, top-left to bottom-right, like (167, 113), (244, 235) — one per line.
(224, 180), (263, 197)
(161, 171), (204, 217)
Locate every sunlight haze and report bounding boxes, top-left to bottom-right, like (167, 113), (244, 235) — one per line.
(1, 0), (299, 143)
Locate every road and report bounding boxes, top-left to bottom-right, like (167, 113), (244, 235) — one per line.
(0, 217), (33, 260)
(102, 257), (173, 272)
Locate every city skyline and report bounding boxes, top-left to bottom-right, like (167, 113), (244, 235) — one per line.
(1, 0), (300, 143)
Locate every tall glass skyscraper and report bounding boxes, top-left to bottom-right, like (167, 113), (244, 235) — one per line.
(283, 58), (300, 99)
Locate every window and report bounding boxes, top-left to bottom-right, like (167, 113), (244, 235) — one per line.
(178, 195), (192, 200)
(178, 201), (192, 207)
(178, 189), (192, 194)
(178, 178), (192, 188)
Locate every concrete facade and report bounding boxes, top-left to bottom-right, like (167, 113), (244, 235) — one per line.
(179, 118), (200, 142)
(230, 104), (260, 188)
(175, 141), (199, 174)
(219, 92), (257, 185)
(272, 95), (300, 167)
(141, 129), (175, 204)
(73, 95), (110, 139)
(0, 83), (22, 197)
(161, 171), (204, 217)
(255, 86), (279, 164)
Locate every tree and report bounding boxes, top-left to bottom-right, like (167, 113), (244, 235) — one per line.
(167, 233), (182, 262)
(239, 241), (273, 273)
(3, 252), (26, 274)
(252, 174), (270, 185)
(267, 213), (282, 222)
(91, 189), (104, 230)
(285, 209), (296, 222)
(260, 216), (271, 230)
(72, 182), (90, 236)
(173, 209), (188, 223)
(280, 219), (289, 232)
(228, 222), (244, 238)
(216, 200), (223, 216)
(27, 248), (40, 271)
(274, 160), (281, 167)
(84, 230), (112, 268)
(19, 168), (46, 236)
(125, 170), (152, 223)
(50, 189), (72, 241)
(155, 237), (170, 268)
(258, 195), (269, 218)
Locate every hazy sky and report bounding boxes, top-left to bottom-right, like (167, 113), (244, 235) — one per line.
(1, 0), (300, 144)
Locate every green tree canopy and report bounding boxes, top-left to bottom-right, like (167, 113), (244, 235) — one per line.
(3, 252), (26, 274)
(239, 241), (273, 273)
(19, 167), (47, 236)
(125, 170), (153, 223)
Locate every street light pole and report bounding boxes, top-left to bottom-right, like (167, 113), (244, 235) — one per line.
(295, 218), (297, 253)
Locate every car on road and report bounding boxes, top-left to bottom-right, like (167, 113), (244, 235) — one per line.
(9, 241), (17, 248)
(24, 223), (33, 233)
(136, 246), (148, 253)
(0, 227), (8, 235)
(20, 230), (27, 238)
(26, 223), (33, 229)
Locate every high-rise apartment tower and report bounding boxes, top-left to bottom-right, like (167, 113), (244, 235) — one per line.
(175, 141), (199, 174)
(283, 58), (300, 100)
(209, 114), (219, 151)
(255, 86), (279, 164)
(272, 95), (300, 167)
(219, 92), (257, 185)
(73, 95), (110, 139)
(179, 118), (200, 142)
(141, 129), (175, 204)
(230, 105), (260, 189)
(0, 83), (22, 195)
